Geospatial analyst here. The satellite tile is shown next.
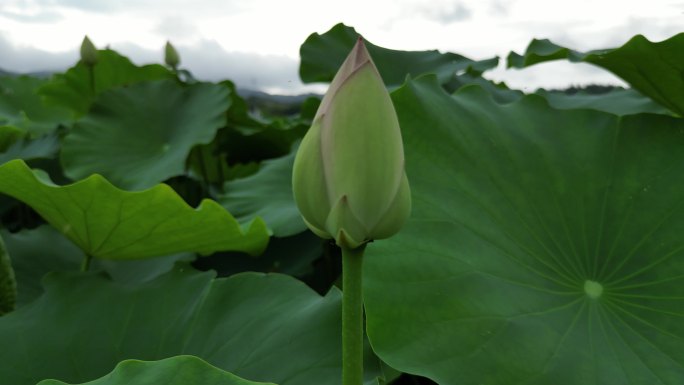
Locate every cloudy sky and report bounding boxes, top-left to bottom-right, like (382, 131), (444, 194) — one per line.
(0, 0), (681, 94)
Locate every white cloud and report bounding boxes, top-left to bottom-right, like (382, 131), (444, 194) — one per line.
(2, 0), (246, 15)
(0, 31), (76, 72)
(154, 16), (201, 43)
(112, 39), (313, 94)
(486, 62), (629, 93)
(0, 31), (320, 94)
(0, 8), (62, 23)
(487, 0), (512, 16)
(412, 2), (473, 24)
(0, 0), (680, 93)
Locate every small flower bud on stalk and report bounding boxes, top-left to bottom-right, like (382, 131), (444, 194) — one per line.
(80, 36), (98, 67)
(80, 36), (98, 97)
(292, 38), (411, 250)
(292, 37), (411, 385)
(165, 41), (180, 70)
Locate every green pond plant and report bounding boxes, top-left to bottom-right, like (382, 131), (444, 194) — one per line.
(292, 37), (411, 385)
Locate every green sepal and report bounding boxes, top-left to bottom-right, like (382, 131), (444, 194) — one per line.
(325, 195), (368, 249)
(292, 117), (331, 234)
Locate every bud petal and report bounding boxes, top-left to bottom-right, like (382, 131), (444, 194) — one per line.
(80, 36), (98, 66)
(368, 173), (411, 239)
(292, 38), (411, 249)
(292, 118), (331, 235)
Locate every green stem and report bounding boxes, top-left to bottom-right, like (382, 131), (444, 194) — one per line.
(81, 254), (93, 272)
(87, 64), (96, 98)
(342, 244), (366, 385)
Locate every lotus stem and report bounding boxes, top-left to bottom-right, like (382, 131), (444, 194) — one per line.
(81, 254), (93, 272)
(342, 243), (366, 385)
(88, 65), (96, 99)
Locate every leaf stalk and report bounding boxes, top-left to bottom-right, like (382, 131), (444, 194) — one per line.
(81, 254), (93, 272)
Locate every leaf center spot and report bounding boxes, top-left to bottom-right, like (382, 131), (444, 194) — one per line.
(161, 144), (171, 153)
(583, 280), (603, 299)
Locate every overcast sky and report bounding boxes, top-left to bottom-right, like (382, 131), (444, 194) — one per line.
(0, 0), (681, 94)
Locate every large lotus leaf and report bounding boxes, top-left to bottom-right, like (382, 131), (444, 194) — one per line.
(0, 141), (61, 231)
(222, 124), (308, 165)
(187, 142), (232, 185)
(443, 74), (667, 116)
(0, 133), (59, 165)
(215, 80), (311, 164)
(186, 112), (260, 186)
(61, 80), (230, 190)
(0, 266), (382, 385)
(0, 226), (81, 307)
(507, 34), (684, 116)
(443, 73), (523, 104)
(300, 23), (498, 88)
(38, 356), (275, 385)
(507, 38), (590, 66)
(0, 76), (71, 135)
(1, 226), (194, 307)
(218, 147), (306, 237)
(538, 88), (670, 116)
(39, 50), (174, 117)
(195, 230), (322, 279)
(222, 80), (268, 132)
(0, 160), (269, 259)
(364, 77), (684, 385)
(0, 125), (25, 151)
(93, 252), (194, 284)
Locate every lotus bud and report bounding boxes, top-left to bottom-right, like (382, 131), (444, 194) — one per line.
(292, 37), (411, 250)
(165, 41), (180, 70)
(80, 36), (98, 66)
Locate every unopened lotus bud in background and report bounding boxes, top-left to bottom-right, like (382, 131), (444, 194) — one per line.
(80, 36), (98, 66)
(292, 38), (411, 250)
(165, 41), (180, 70)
